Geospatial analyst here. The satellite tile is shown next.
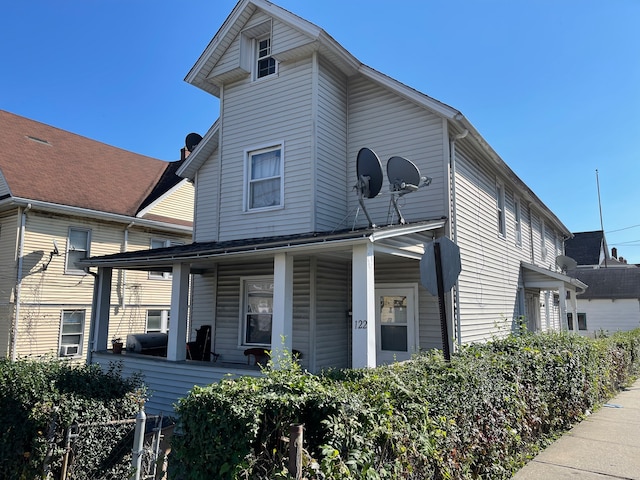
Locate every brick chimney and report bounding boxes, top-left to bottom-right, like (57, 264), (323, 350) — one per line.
(612, 247), (618, 259)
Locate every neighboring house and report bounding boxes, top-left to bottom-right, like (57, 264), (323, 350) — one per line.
(0, 110), (193, 361)
(564, 230), (639, 335)
(567, 268), (640, 335)
(83, 0), (586, 414)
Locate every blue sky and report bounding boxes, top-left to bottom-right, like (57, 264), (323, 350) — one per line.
(2, 1), (639, 262)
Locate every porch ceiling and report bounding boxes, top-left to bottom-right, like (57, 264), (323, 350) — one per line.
(79, 218), (446, 273)
(521, 262), (588, 293)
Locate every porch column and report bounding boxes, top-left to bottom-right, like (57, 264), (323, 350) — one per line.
(166, 263), (190, 361)
(92, 267), (112, 352)
(570, 289), (579, 333)
(352, 242), (376, 368)
(559, 284), (568, 331)
(271, 252), (294, 369)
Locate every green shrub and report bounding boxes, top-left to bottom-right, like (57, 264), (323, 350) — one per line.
(0, 358), (145, 479)
(170, 330), (640, 479)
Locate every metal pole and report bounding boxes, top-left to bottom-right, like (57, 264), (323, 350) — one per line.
(596, 169), (607, 268)
(131, 406), (146, 480)
(288, 424), (303, 480)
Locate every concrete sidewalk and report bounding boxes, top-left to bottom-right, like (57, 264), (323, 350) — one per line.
(513, 378), (640, 479)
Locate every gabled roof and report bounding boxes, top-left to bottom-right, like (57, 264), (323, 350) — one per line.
(565, 231), (607, 266)
(180, 0), (571, 238)
(0, 110), (187, 223)
(570, 267), (640, 299)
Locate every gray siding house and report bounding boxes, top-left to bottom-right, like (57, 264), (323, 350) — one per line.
(83, 0), (586, 414)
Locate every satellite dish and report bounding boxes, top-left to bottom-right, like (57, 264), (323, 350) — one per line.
(185, 132), (203, 152)
(556, 255), (578, 273)
(52, 239), (60, 256)
(354, 148), (383, 228)
(386, 156), (432, 224)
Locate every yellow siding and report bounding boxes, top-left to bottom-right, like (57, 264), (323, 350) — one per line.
(0, 210), (19, 356)
(143, 180), (194, 223)
(12, 209), (191, 358)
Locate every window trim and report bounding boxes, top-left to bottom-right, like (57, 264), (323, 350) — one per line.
(59, 309), (85, 357)
(239, 275), (274, 347)
(243, 142), (284, 212)
(567, 312), (588, 331)
(65, 227), (91, 275)
(540, 219), (547, 261)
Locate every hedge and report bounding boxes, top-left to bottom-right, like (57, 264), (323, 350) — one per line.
(169, 329), (640, 479)
(0, 358), (145, 479)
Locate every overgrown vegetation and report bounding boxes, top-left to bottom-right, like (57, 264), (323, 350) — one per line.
(0, 358), (145, 479)
(170, 330), (640, 479)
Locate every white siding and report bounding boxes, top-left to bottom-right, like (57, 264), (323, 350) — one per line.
(93, 353), (261, 415)
(272, 18), (311, 55)
(348, 76), (447, 228)
(314, 258), (350, 370)
(217, 57), (314, 240)
(577, 298), (640, 335)
(454, 148), (524, 343)
(315, 58), (348, 231)
(193, 150), (219, 242)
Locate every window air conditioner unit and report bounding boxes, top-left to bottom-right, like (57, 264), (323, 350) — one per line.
(61, 344), (80, 357)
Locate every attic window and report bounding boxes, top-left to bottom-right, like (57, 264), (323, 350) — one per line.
(26, 135), (51, 146)
(256, 37), (276, 79)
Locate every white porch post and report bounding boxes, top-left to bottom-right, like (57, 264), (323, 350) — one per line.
(559, 284), (568, 331)
(571, 289), (579, 333)
(271, 252), (293, 369)
(93, 267), (112, 352)
(352, 242), (376, 369)
(166, 263), (190, 361)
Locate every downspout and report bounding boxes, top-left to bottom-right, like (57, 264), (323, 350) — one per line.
(122, 222), (135, 309)
(449, 130), (468, 349)
(11, 203), (32, 361)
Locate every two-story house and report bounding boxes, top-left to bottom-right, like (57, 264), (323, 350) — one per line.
(83, 0), (586, 414)
(0, 110), (193, 361)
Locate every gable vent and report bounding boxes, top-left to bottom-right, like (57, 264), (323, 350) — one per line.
(26, 135), (51, 146)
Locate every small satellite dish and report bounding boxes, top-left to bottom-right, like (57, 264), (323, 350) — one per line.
(354, 148), (383, 228)
(52, 239), (60, 256)
(386, 156), (432, 224)
(185, 132), (203, 152)
(556, 255), (578, 273)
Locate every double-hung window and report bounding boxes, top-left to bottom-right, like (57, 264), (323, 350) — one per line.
(146, 309), (170, 333)
(66, 228), (90, 274)
(567, 313), (587, 331)
(59, 309), (85, 357)
(540, 220), (547, 261)
(241, 277), (274, 346)
(256, 37), (276, 78)
(514, 197), (522, 247)
(246, 145), (283, 211)
(496, 182), (506, 237)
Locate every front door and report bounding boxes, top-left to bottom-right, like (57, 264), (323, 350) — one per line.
(376, 286), (417, 365)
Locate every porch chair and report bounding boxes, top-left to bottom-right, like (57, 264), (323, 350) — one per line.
(186, 325), (218, 361)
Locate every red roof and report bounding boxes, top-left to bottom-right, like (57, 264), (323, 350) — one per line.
(0, 110), (173, 217)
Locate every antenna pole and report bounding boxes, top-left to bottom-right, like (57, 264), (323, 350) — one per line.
(596, 169), (607, 268)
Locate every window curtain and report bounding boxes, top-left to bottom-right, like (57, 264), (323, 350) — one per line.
(250, 149), (280, 208)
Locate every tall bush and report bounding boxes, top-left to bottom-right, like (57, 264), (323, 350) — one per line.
(0, 358), (145, 479)
(170, 330), (640, 479)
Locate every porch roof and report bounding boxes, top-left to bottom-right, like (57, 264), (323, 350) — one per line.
(521, 262), (588, 293)
(79, 218), (446, 272)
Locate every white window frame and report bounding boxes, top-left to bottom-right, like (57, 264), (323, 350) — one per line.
(254, 35), (277, 80)
(239, 276), (274, 347)
(243, 143), (284, 212)
(496, 181), (506, 238)
(146, 309), (170, 333)
(65, 227), (91, 274)
(514, 197), (522, 247)
(149, 238), (183, 279)
(59, 309), (85, 357)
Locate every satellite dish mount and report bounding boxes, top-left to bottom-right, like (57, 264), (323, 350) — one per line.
(387, 156), (432, 225)
(354, 148), (384, 228)
(556, 255), (577, 273)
